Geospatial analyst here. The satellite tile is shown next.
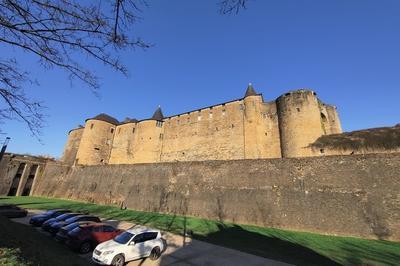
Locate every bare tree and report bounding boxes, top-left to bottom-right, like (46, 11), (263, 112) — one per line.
(0, 0), (149, 137)
(0, 0), (250, 137)
(219, 0), (250, 14)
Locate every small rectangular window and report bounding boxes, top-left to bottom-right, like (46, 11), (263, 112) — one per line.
(156, 121), (163, 127)
(132, 128), (135, 133)
(110, 128), (114, 133)
(159, 133), (164, 140)
(90, 124), (94, 129)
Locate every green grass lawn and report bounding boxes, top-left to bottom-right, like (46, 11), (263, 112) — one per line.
(2, 196), (400, 266)
(0, 216), (86, 266)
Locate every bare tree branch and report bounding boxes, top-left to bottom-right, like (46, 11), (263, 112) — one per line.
(219, 0), (250, 14)
(0, 0), (150, 137)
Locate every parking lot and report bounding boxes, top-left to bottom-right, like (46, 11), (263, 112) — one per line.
(11, 210), (291, 266)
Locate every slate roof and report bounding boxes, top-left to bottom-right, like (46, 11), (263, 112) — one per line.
(151, 106), (164, 121)
(87, 113), (119, 125)
(244, 83), (257, 97)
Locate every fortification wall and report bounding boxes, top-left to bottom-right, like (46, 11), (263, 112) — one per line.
(61, 128), (83, 165)
(161, 100), (246, 162)
(109, 123), (137, 164)
(130, 120), (163, 164)
(30, 153), (400, 241)
(76, 120), (116, 165)
(257, 100), (282, 158)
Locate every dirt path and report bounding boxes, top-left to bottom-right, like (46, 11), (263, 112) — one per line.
(12, 210), (292, 266)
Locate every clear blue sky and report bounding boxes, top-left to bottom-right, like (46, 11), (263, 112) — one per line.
(2, 0), (400, 158)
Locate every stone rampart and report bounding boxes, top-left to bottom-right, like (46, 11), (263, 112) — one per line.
(29, 153), (400, 241)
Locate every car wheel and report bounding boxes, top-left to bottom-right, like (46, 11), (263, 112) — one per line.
(79, 241), (92, 254)
(111, 254), (125, 266)
(149, 246), (161, 260)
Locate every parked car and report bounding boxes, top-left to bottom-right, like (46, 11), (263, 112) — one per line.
(41, 212), (82, 231)
(92, 226), (164, 266)
(66, 223), (124, 254)
(49, 215), (101, 235)
(29, 209), (71, 226)
(55, 221), (95, 243)
(0, 204), (27, 218)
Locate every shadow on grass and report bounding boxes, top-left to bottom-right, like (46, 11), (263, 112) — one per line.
(193, 223), (339, 266)
(0, 216), (87, 266)
(337, 240), (400, 266)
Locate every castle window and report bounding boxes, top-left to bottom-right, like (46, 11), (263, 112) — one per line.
(132, 128), (135, 133)
(156, 121), (163, 127)
(320, 149), (325, 154)
(90, 124), (94, 129)
(110, 128), (114, 133)
(159, 133), (163, 140)
(94, 147), (100, 151)
(297, 108), (301, 112)
(231, 124), (234, 128)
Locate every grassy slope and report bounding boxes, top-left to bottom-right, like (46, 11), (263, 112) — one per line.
(2, 196), (400, 266)
(0, 216), (86, 266)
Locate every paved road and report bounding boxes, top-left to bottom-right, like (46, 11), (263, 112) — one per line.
(12, 210), (292, 266)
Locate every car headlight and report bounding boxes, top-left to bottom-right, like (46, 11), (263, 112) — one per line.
(102, 250), (114, 255)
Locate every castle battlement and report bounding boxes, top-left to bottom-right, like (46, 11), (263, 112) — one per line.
(61, 85), (342, 165)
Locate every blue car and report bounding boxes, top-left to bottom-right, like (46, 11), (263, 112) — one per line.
(29, 209), (71, 226)
(55, 221), (95, 242)
(41, 212), (82, 232)
(49, 215), (101, 236)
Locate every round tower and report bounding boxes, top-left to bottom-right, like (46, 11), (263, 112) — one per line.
(276, 90), (325, 158)
(243, 83), (263, 158)
(61, 126), (84, 165)
(75, 113), (118, 165)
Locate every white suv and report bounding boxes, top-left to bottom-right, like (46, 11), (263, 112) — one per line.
(92, 226), (165, 266)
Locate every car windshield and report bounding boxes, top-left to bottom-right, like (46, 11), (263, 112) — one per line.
(55, 213), (74, 221)
(114, 232), (134, 244)
(64, 222), (79, 230)
(70, 227), (82, 234)
(65, 216), (82, 223)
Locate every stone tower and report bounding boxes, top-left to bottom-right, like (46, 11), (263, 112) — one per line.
(75, 114), (118, 165)
(276, 90), (326, 158)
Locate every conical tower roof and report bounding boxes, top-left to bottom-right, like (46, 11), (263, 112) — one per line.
(151, 106), (164, 121)
(244, 83), (257, 97)
(87, 113), (119, 125)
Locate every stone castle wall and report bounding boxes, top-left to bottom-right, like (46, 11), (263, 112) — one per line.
(31, 153), (400, 241)
(62, 89), (340, 165)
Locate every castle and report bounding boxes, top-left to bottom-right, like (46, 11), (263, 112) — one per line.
(2, 84), (400, 242)
(61, 85), (343, 165)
